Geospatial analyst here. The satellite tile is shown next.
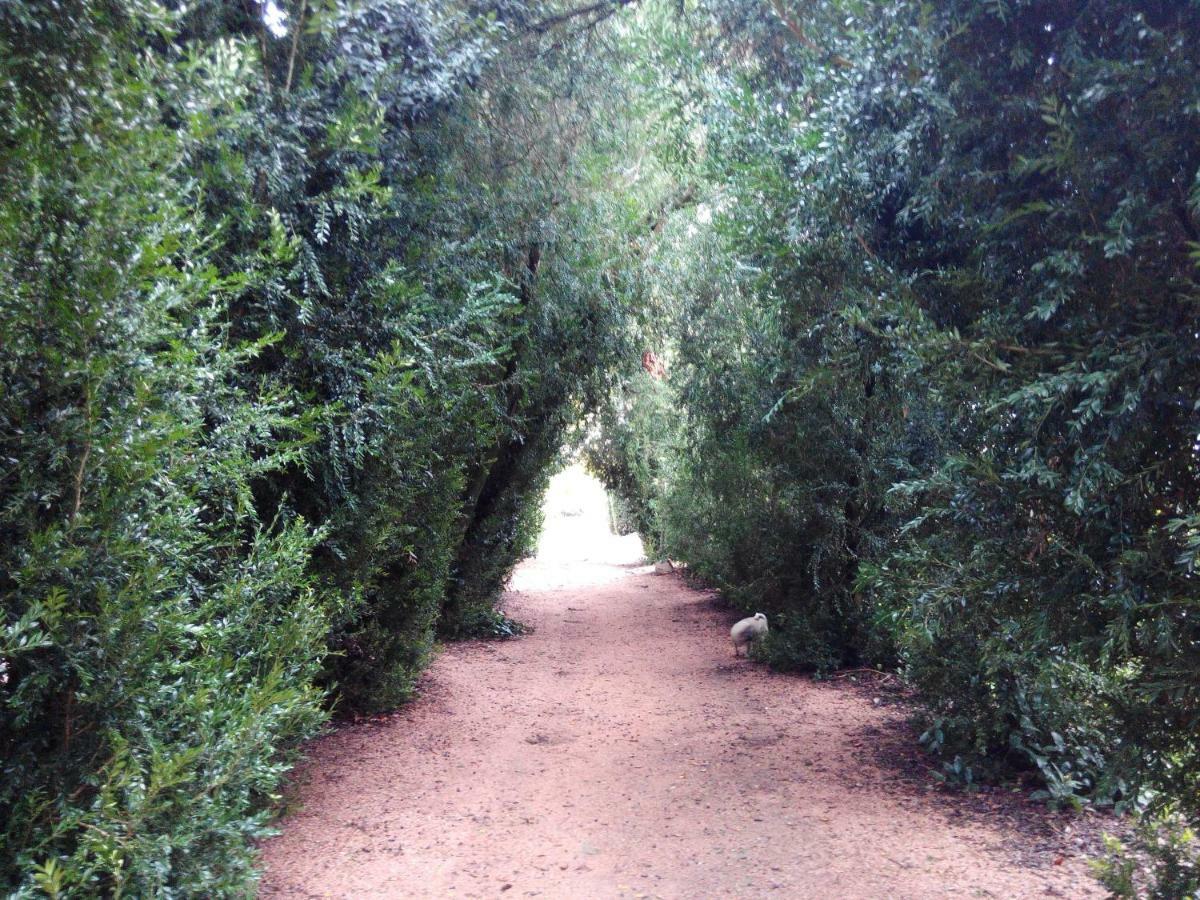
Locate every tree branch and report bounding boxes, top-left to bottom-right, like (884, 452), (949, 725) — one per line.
(284, 0), (306, 94)
(243, 0), (274, 94)
(527, 0), (637, 34)
(768, 0), (854, 69)
(647, 184), (697, 234)
(70, 387), (92, 525)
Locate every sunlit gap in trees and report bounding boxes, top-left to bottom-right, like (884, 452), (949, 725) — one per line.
(262, 1), (289, 38)
(533, 462), (643, 566)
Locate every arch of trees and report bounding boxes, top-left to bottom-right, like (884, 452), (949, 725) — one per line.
(2, 0), (1197, 894)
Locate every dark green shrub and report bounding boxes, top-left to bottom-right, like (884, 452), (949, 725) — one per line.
(2, 1), (648, 886)
(0, 8), (331, 892)
(865, 0), (1200, 810)
(594, 0), (1200, 824)
(1097, 816), (1200, 900)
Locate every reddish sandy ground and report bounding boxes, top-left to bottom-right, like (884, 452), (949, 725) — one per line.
(260, 538), (1106, 899)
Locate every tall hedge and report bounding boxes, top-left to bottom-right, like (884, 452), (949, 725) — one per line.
(593, 0), (1200, 821)
(0, 4), (331, 892)
(1, 0), (644, 892)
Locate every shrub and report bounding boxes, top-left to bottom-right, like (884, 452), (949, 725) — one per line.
(0, 8), (331, 891)
(2, 0), (648, 888)
(1097, 815), (1200, 900)
(593, 0), (1200, 821)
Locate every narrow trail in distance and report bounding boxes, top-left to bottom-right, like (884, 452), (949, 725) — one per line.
(260, 524), (1103, 899)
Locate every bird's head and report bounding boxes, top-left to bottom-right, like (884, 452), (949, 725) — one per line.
(754, 613), (767, 622)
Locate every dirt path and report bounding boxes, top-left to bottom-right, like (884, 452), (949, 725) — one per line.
(261, 540), (1104, 899)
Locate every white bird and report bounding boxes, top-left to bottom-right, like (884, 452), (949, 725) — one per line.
(730, 613), (768, 657)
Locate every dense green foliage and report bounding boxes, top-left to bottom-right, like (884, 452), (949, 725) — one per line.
(1, 0), (642, 893)
(1098, 814), (1200, 899)
(589, 0), (1200, 829)
(0, 5), (332, 892)
(4, 0), (1200, 893)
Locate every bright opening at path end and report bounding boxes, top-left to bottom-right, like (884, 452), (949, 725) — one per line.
(534, 462), (644, 565)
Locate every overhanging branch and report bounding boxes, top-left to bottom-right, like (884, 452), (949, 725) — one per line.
(768, 0), (854, 69)
(527, 0), (638, 34)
